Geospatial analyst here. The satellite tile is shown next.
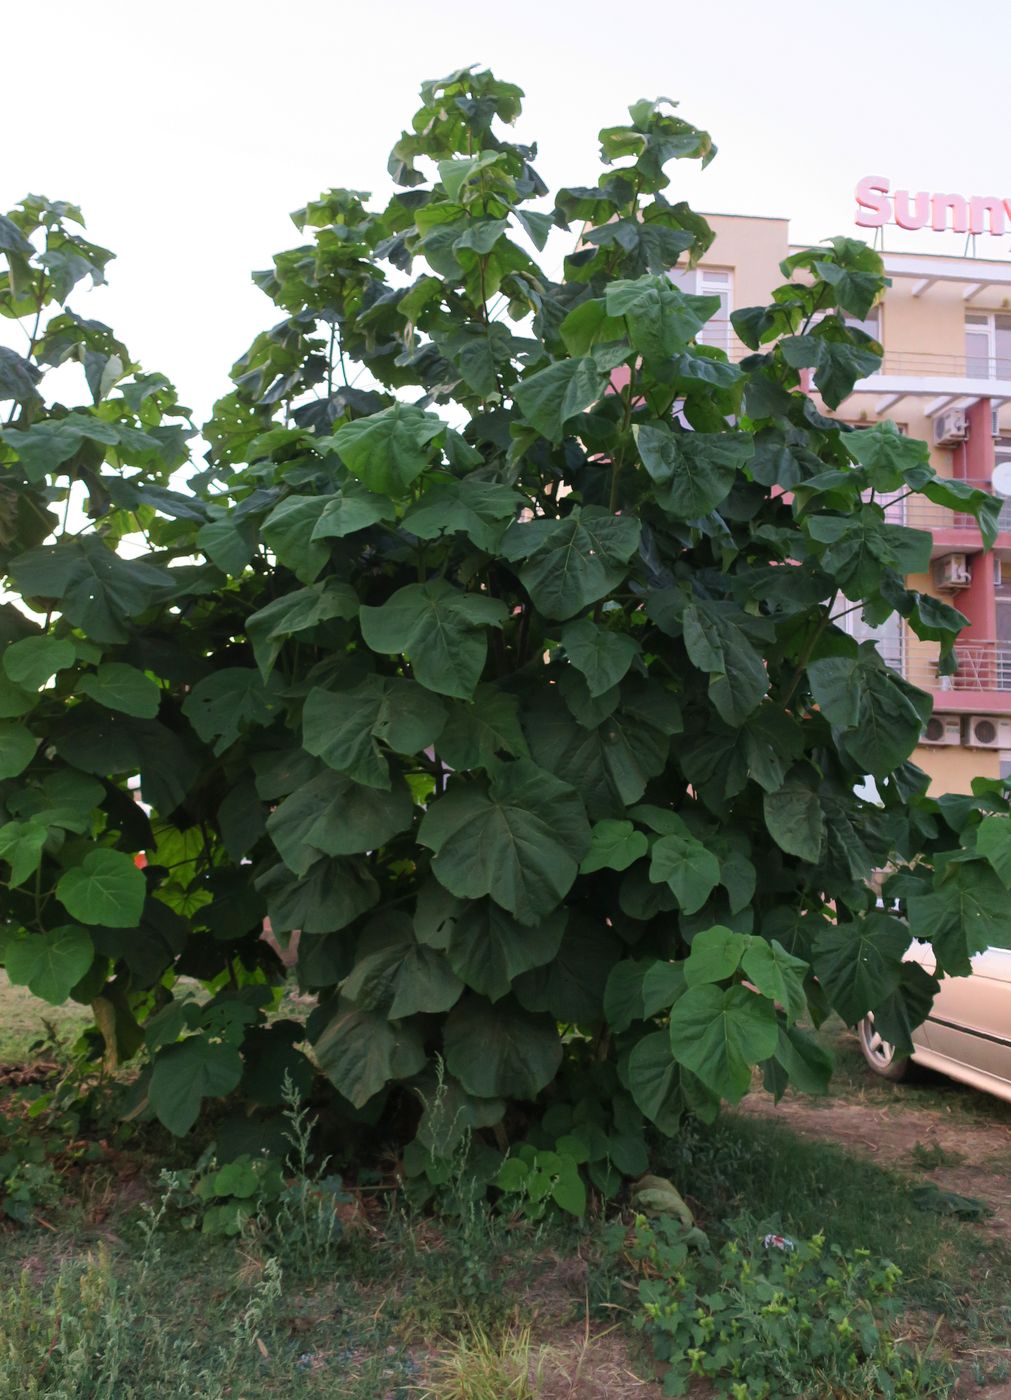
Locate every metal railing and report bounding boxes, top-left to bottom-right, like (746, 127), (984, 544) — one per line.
(875, 349), (1011, 381)
(696, 330), (1011, 385)
(878, 481), (1011, 534)
(900, 640), (1011, 693)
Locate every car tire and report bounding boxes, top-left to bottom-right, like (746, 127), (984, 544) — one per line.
(857, 1014), (910, 1082)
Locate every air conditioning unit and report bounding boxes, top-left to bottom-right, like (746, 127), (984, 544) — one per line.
(921, 716), (962, 746)
(965, 715), (1011, 748)
(932, 552), (972, 590)
(932, 409), (968, 447)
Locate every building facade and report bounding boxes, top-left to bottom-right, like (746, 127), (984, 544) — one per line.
(683, 213), (1011, 793)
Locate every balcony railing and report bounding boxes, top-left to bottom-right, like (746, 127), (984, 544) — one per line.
(700, 330), (1011, 386)
(875, 349), (1011, 381)
(901, 640), (1011, 693)
(879, 481), (1011, 534)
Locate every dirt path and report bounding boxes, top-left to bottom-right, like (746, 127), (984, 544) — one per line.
(736, 1095), (1011, 1244)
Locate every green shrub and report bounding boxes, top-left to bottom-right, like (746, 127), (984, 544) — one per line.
(609, 1213), (951, 1398)
(0, 66), (1008, 1188)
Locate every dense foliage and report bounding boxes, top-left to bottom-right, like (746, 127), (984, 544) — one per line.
(3, 69), (1011, 1195)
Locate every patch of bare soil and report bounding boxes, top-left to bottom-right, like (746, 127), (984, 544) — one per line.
(736, 1095), (1011, 1244)
(534, 1323), (665, 1399)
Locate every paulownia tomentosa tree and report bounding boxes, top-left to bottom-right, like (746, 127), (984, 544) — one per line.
(2, 68), (1011, 1208)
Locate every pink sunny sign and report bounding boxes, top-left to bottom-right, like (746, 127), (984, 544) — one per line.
(855, 176), (1011, 236)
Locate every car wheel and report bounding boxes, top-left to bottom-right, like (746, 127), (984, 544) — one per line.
(857, 1014), (910, 1082)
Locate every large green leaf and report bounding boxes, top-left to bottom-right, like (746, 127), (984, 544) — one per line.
(402, 478), (523, 553)
(149, 1036), (244, 1135)
(52, 707), (200, 817)
(513, 357), (607, 443)
(196, 516), (257, 574)
(771, 1024), (834, 1096)
(0, 671), (35, 719)
(3, 635), (76, 690)
(562, 618), (639, 697)
(513, 913), (618, 1023)
(246, 579), (359, 678)
(763, 768), (825, 863)
(580, 819), (648, 874)
(437, 686), (529, 771)
(257, 856), (378, 937)
(843, 420), (929, 491)
(682, 599), (768, 725)
(260, 495), (332, 583)
(605, 275), (710, 360)
(740, 938), (808, 1022)
(634, 424), (752, 519)
(0, 722), (39, 777)
(182, 668), (283, 754)
(341, 914), (463, 1018)
(907, 862), (1010, 971)
(0, 411), (130, 481)
(310, 486), (396, 540)
(668, 983), (778, 1103)
(77, 662), (161, 718)
(438, 901), (566, 1002)
(976, 815), (1011, 890)
(626, 1031), (685, 1134)
(359, 580), (508, 699)
(313, 1001), (425, 1109)
(444, 995), (561, 1099)
(649, 833), (721, 914)
(807, 651), (931, 777)
(603, 959), (651, 1032)
(302, 675), (446, 789)
(326, 402), (445, 494)
(501, 508), (640, 620)
(56, 848), (147, 928)
(811, 912), (909, 1024)
(10, 538), (171, 644)
(0, 819), (48, 886)
(526, 688), (670, 821)
(682, 925), (749, 985)
(267, 770), (414, 875)
(3, 925), (94, 1004)
(418, 759), (590, 924)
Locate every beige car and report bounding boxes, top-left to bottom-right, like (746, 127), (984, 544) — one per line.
(858, 941), (1011, 1105)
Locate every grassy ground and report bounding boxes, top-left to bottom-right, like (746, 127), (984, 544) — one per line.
(0, 972), (93, 1063)
(2, 981), (1011, 1396)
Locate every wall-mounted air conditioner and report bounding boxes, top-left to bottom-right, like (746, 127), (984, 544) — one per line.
(932, 409), (968, 447)
(921, 716), (962, 746)
(932, 553), (972, 590)
(965, 715), (1011, 748)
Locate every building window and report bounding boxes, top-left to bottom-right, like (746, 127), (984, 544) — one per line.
(842, 608), (904, 674)
(845, 304), (881, 342)
(965, 312), (1011, 379)
(670, 266), (733, 352)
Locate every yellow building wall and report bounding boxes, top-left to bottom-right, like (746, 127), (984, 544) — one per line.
(913, 742), (1000, 792)
(701, 214), (789, 313)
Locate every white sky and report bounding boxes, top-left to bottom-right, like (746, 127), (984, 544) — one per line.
(6, 0), (1011, 423)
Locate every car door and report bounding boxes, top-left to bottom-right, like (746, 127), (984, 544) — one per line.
(923, 947), (1011, 1088)
(901, 940), (937, 1052)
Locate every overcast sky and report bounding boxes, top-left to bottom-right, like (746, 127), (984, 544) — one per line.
(6, 0), (1011, 422)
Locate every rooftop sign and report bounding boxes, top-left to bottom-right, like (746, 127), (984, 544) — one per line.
(855, 176), (1011, 236)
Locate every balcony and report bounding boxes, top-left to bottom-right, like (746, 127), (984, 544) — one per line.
(900, 640), (1011, 710)
(874, 350), (1011, 381)
(847, 348), (1011, 415)
(881, 481), (1011, 537)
